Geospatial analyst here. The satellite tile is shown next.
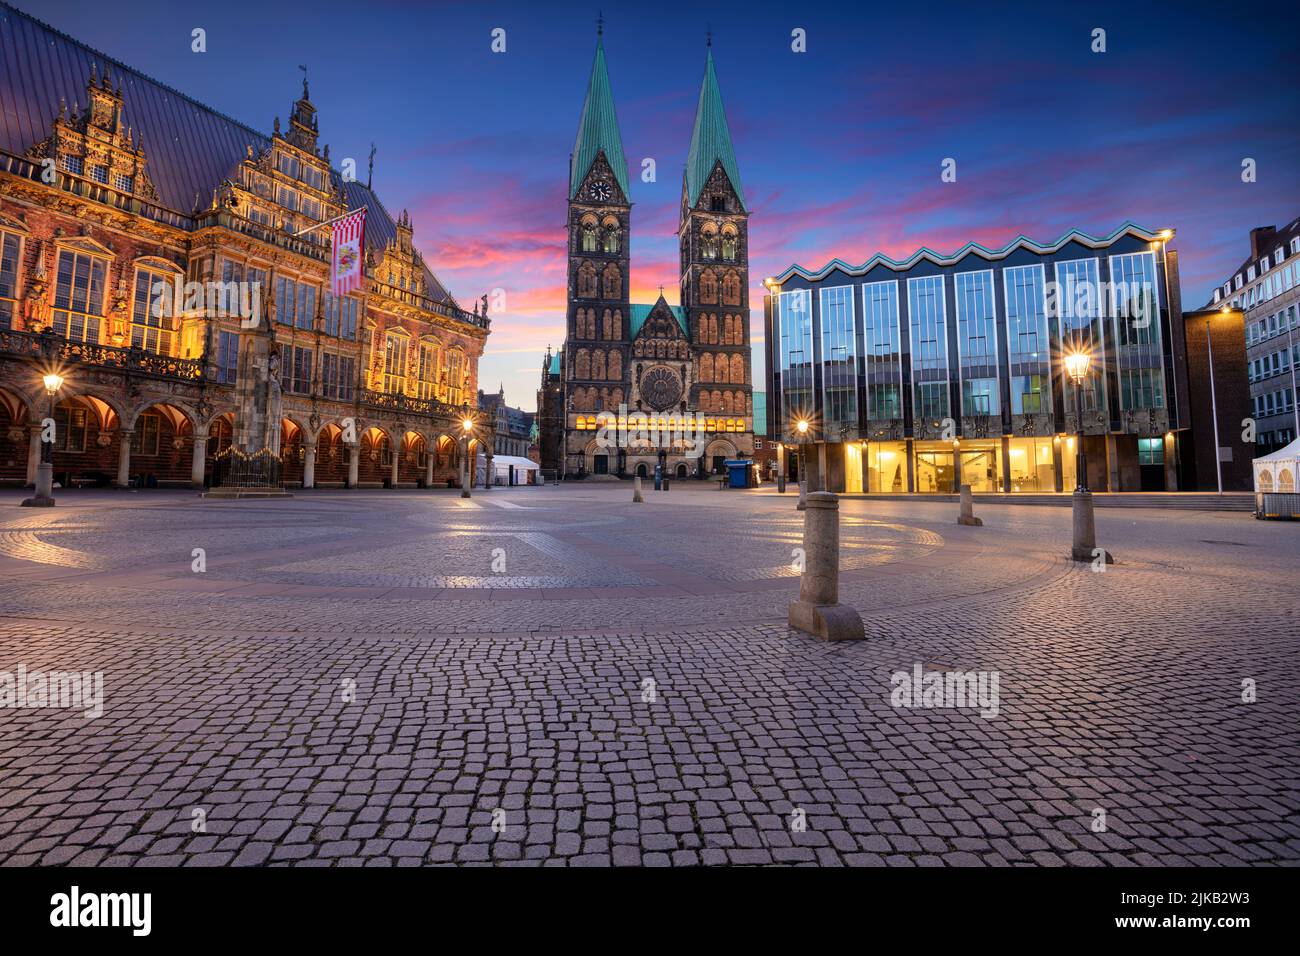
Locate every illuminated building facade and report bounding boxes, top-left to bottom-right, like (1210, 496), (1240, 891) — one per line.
(763, 224), (1192, 494)
(0, 4), (491, 490)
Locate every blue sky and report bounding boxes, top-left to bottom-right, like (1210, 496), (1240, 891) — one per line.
(21, 0), (1300, 409)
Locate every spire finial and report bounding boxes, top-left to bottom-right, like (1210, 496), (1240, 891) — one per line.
(367, 142), (376, 188)
(706, 24), (712, 48)
(298, 64), (308, 100)
(597, 10), (604, 38)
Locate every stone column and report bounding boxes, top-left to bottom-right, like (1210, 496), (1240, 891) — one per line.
(484, 454), (493, 491)
(190, 428), (209, 489)
(25, 426), (41, 487)
(389, 448), (400, 488)
(346, 443), (360, 488)
(424, 448), (435, 488)
(787, 492), (864, 641)
(957, 483), (983, 526)
(115, 431), (132, 488)
(302, 441), (316, 490)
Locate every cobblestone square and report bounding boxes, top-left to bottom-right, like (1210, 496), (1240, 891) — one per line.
(0, 484), (1296, 867)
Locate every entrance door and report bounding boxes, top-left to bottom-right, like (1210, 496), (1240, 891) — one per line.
(959, 450), (998, 493)
(594, 455), (608, 474)
(915, 452), (954, 494)
(712, 455), (726, 474)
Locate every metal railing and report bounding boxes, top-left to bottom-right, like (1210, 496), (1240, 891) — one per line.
(212, 447), (281, 488)
(0, 328), (204, 380)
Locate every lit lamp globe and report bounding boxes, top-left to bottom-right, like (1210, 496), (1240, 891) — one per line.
(795, 419), (809, 435)
(43, 372), (64, 394)
(1063, 350), (1090, 384)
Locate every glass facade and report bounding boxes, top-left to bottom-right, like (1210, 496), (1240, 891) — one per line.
(954, 270), (999, 417)
(908, 275), (950, 422)
(776, 289), (814, 435)
(767, 228), (1182, 494)
(1054, 258), (1106, 413)
(819, 285), (857, 437)
(862, 281), (903, 421)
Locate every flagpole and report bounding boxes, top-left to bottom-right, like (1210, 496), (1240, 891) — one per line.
(293, 205), (367, 238)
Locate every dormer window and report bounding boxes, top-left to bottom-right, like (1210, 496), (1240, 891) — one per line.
(113, 172), (134, 193)
(710, 195), (726, 212)
(60, 154), (84, 176)
(1275, 248), (1285, 267)
(90, 165), (108, 184)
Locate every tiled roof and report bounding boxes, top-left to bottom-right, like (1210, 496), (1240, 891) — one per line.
(684, 51), (745, 212)
(629, 301), (688, 339)
(569, 40), (628, 201)
(0, 1), (455, 305)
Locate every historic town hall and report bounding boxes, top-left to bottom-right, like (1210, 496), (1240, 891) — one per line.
(542, 32), (755, 480)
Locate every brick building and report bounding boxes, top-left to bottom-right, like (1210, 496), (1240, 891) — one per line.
(1181, 307), (1254, 491)
(0, 4), (492, 490)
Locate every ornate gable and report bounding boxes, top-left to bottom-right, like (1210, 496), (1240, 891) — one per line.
(27, 63), (160, 203)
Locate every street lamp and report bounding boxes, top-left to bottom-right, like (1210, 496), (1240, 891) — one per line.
(794, 417), (810, 509)
(22, 371), (64, 508)
(1063, 349), (1091, 492)
(460, 416), (474, 498)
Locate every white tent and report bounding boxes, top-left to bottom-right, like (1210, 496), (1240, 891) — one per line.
(476, 454), (540, 486)
(1253, 438), (1299, 494)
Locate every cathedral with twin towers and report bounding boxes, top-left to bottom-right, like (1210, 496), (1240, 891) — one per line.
(546, 29), (754, 480)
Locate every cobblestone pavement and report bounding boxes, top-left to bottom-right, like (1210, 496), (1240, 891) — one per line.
(0, 484), (1296, 867)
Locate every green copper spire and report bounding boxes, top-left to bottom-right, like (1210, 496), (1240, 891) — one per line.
(570, 40), (629, 201)
(685, 50), (746, 212)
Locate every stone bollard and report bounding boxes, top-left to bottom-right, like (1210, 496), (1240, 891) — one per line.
(957, 483), (983, 526)
(1071, 489), (1113, 564)
(788, 492), (865, 641)
(796, 477), (807, 511)
(633, 476), (644, 503)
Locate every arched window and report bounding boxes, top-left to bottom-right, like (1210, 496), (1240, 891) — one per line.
(383, 330), (410, 393)
(444, 347), (465, 405)
(580, 215), (598, 253)
(721, 224), (738, 261)
(731, 353), (745, 384)
(700, 353), (714, 381)
(602, 263), (621, 298)
(715, 356), (728, 384)
(699, 270), (717, 304)
(575, 348), (590, 379)
(709, 315), (719, 344)
(608, 350), (621, 380)
(611, 310), (621, 338)
(700, 225), (718, 261)
(602, 309), (612, 340)
(593, 350), (606, 380)
(723, 315), (733, 345)
(603, 227), (620, 254)
(578, 262), (597, 298)
(723, 272), (741, 305)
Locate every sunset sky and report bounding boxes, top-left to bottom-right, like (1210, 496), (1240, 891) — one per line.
(23, 0), (1300, 410)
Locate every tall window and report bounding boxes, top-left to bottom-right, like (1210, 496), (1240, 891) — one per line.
(216, 330), (239, 384)
(132, 413), (161, 456)
(295, 282), (316, 331)
(1003, 264), (1050, 415)
(131, 266), (176, 355)
(862, 280), (902, 420)
(52, 249), (107, 344)
(324, 291), (357, 339)
(275, 276), (297, 326)
(445, 348), (465, 405)
(1054, 258), (1106, 413)
(417, 342), (440, 400)
(954, 270), (999, 417)
(0, 231), (20, 330)
(280, 345), (313, 395)
(908, 275), (950, 421)
(776, 289), (813, 436)
(383, 332), (409, 393)
(819, 285), (857, 435)
(1109, 251), (1165, 410)
(55, 403), (87, 452)
(321, 352), (355, 401)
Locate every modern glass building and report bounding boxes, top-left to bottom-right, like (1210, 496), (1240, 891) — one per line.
(762, 223), (1191, 494)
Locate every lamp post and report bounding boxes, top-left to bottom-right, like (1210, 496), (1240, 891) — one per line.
(1063, 349), (1109, 563)
(795, 417), (810, 510)
(1063, 350), (1091, 492)
(22, 371), (64, 508)
(460, 416), (474, 498)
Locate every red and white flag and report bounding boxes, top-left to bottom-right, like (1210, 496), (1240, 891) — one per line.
(331, 208), (367, 296)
